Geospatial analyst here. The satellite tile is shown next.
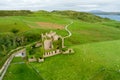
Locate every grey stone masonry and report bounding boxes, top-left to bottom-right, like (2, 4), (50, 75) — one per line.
(43, 49), (61, 58)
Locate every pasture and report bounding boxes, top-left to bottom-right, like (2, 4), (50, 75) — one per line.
(0, 17), (30, 32)
(1, 11), (120, 80)
(31, 40), (120, 80)
(3, 57), (43, 80)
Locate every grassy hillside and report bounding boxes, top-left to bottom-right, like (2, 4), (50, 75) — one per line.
(15, 13), (120, 45)
(1, 10), (120, 80)
(52, 10), (110, 22)
(3, 57), (43, 80)
(31, 40), (120, 80)
(0, 10), (32, 16)
(65, 20), (120, 45)
(3, 40), (120, 80)
(0, 17), (30, 32)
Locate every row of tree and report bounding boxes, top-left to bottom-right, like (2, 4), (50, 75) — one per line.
(0, 29), (48, 67)
(0, 29), (44, 57)
(0, 10), (32, 16)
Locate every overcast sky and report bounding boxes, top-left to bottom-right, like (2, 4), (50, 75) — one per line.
(0, 0), (119, 12)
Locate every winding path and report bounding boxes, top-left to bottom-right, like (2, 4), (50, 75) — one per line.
(62, 21), (73, 48)
(64, 21), (73, 38)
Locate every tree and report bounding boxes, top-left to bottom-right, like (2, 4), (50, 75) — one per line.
(1, 45), (7, 56)
(11, 28), (19, 34)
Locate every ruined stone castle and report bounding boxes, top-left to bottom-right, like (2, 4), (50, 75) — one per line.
(25, 31), (74, 62)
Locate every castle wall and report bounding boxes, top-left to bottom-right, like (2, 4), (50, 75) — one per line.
(43, 49), (61, 58)
(44, 39), (52, 50)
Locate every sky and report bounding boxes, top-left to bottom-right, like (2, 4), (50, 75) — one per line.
(0, 0), (119, 12)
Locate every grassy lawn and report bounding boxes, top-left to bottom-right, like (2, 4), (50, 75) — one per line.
(31, 40), (120, 80)
(1, 15), (120, 44)
(0, 16), (30, 32)
(11, 57), (25, 63)
(19, 15), (120, 45)
(1, 12), (120, 80)
(3, 57), (43, 80)
(65, 20), (120, 46)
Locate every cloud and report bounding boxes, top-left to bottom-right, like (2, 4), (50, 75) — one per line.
(0, 0), (119, 12)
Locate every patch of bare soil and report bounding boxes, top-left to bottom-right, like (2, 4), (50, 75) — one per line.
(36, 22), (65, 29)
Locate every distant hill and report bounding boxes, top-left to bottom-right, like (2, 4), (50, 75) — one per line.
(51, 10), (110, 22)
(89, 10), (120, 15)
(89, 10), (105, 13)
(0, 10), (111, 22)
(0, 10), (32, 16)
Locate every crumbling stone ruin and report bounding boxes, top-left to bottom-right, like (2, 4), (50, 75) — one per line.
(27, 31), (74, 62)
(42, 31), (63, 49)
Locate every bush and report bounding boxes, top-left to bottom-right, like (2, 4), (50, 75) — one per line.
(11, 28), (19, 34)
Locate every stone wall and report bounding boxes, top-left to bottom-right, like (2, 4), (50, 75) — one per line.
(27, 31), (74, 63)
(42, 31), (63, 50)
(63, 49), (74, 54)
(38, 58), (44, 62)
(28, 57), (37, 62)
(43, 49), (61, 58)
(44, 39), (52, 50)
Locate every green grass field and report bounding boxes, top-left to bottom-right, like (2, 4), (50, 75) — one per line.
(0, 16), (30, 32)
(1, 11), (120, 80)
(66, 20), (120, 45)
(3, 57), (43, 80)
(31, 40), (120, 80)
